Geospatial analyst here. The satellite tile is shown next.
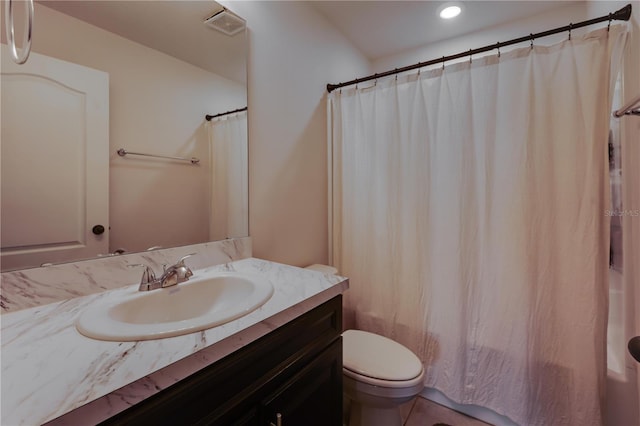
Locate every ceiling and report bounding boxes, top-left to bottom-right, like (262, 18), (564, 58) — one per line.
(40, 1), (583, 81)
(40, 1), (247, 84)
(309, 1), (582, 60)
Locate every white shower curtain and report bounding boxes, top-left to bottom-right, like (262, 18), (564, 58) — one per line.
(330, 26), (627, 426)
(207, 111), (248, 241)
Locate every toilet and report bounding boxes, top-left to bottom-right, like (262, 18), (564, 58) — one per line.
(304, 265), (424, 426)
(342, 329), (424, 426)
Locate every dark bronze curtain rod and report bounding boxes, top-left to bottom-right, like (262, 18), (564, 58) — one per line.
(205, 106), (247, 121)
(327, 4), (632, 93)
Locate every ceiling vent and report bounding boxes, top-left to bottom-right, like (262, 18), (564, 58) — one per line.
(204, 8), (246, 36)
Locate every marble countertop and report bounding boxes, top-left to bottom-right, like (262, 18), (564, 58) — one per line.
(1, 258), (348, 426)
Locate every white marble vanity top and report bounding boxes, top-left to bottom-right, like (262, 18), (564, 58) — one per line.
(1, 258), (348, 426)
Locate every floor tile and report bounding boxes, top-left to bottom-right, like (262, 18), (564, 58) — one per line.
(400, 398), (417, 424)
(405, 397), (493, 426)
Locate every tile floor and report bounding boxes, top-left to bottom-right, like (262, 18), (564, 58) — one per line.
(400, 396), (493, 426)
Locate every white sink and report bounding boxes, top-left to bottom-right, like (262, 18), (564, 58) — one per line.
(76, 271), (274, 341)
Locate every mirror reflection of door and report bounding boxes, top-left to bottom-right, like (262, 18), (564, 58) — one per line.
(1, 1), (248, 271)
(1, 46), (109, 270)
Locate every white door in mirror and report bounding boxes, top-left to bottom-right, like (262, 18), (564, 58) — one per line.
(76, 271), (273, 341)
(1, 46), (109, 270)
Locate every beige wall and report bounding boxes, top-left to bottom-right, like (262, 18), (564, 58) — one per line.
(30, 4), (246, 253)
(221, 1), (371, 267)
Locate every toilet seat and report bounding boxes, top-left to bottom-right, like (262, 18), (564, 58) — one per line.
(343, 366), (424, 388)
(342, 330), (424, 388)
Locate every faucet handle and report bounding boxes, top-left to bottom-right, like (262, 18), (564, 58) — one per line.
(178, 253), (195, 280)
(178, 253), (196, 265)
(163, 254), (195, 272)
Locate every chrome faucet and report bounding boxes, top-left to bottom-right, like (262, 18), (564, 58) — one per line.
(158, 254), (194, 287)
(131, 254), (195, 291)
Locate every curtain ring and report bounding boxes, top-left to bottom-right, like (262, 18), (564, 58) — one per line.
(5, 0), (34, 64)
(530, 33), (534, 49)
(496, 42), (501, 58)
(469, 49), (472, 64)
(607, 13), (612, 32)
(568, 23), (572, 40)
(442, 56), (445, 70)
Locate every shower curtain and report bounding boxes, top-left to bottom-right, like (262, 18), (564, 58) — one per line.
(207, 111), (248, 241)
(329, 26), (627, 426)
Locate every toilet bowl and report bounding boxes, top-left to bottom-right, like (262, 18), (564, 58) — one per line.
(302, 265), (424, 426)
(342, 329), (424, 426)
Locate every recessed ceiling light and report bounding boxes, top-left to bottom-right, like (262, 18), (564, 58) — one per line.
(439, 5), (462, 20)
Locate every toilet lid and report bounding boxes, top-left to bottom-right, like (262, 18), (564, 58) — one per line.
(342, 329), (423, 381)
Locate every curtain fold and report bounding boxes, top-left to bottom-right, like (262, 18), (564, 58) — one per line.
(330, 26), (627, 426)
(207, 111), (248, 241)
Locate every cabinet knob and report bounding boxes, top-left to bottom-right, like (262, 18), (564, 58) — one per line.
(269, 413), (282, 426)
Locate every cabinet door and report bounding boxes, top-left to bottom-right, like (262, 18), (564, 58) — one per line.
(260, 338), (342, 426)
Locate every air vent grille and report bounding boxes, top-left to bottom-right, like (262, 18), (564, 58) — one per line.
(204, 9), (246, 36)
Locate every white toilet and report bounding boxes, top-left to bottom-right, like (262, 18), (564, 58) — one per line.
(303, 265), (424, 426)
(342, 329), (424, 426)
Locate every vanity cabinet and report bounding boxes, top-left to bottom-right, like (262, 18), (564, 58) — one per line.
(101, 295), (343, 426)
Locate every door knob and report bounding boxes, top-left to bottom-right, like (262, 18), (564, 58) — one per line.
(92, 225), (105, 235)
(629, 336), (640, 363)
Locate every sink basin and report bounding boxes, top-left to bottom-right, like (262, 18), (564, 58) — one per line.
(76, 271), (274, 341)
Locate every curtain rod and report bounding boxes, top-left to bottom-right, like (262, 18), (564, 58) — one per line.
(327, 4), (632, 93)
(205, 106), (247, 121)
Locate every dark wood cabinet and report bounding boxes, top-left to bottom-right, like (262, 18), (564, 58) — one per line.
(260, 339), (342, 426)
(101, 296), (343, 426)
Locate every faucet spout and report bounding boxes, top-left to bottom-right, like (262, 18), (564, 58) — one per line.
(159, 258), (194, 287)
(135, 254), (195, 291)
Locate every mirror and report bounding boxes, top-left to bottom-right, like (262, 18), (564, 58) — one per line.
(1, 1), (248, 271)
